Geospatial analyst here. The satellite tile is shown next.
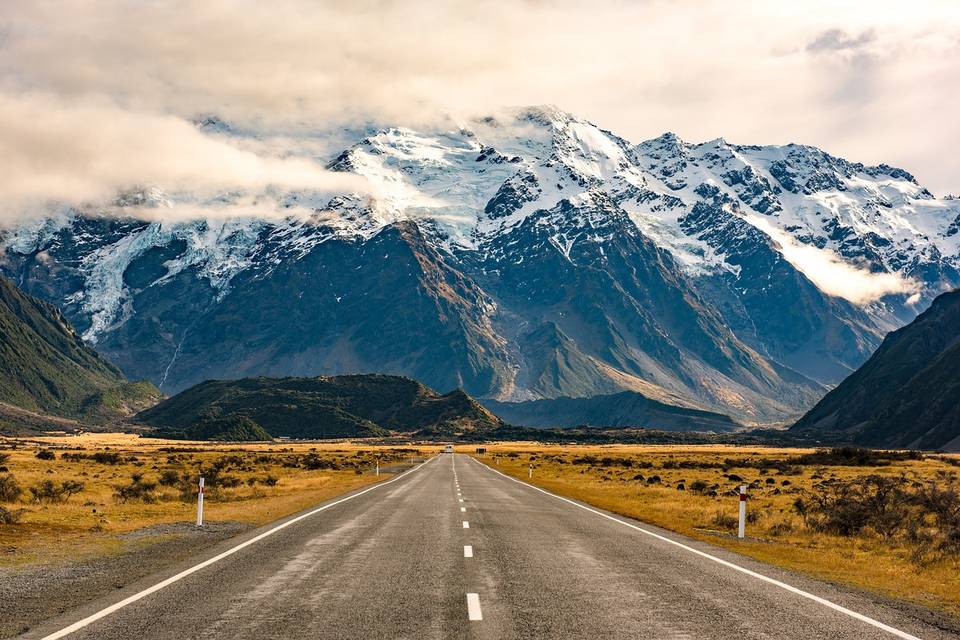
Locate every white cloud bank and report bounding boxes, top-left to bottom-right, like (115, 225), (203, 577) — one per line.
(0, 93), (368, 222)
(0, 0), (958, 220)
(745, 214), (919, 304)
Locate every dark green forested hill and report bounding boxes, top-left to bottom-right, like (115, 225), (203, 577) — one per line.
(0, 275), (160, 428)
(134, 374), (503, 440)
(793, 289), (960, 450)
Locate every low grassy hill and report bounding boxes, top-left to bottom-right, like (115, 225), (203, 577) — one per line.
(134, 374), (503, 440)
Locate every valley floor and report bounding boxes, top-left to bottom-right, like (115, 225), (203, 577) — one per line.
(473, 443), (960, 623)
(11, 451), (959, 640)
(0, 434), (427, 637)
(2, 436), (959, 638)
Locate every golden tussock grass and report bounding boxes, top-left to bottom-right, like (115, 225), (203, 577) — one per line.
(466, 443), (960, 619)
(0, 433), (431, 567)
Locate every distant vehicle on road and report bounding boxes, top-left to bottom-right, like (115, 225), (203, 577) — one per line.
(444, 445), (454, 454)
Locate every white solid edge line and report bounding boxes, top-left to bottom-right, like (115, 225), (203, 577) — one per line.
(41, 456), (439, 640)
(467, 593), (483, 621)
(464, 545), (473, 558)
(470, 457), (920, 640)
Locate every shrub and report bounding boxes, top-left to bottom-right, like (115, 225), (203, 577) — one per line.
(689, 480), (710, 494)
(158, 469), (180, 486)
(114, 474), (159, 503)
(29, 479), (84, 503)
(92, 451), (124, 465)
(711, 512), (738, 530)
(792, 447), (922, 467)
(35, 449), (56, 460)
(0, 506), (25, 525)
(0, 474), (23, 502)
(301, 453), (338, 470)
(907, 480), (960, 563)
(767, 521), (793, 537)
(798, 475), (909, 537)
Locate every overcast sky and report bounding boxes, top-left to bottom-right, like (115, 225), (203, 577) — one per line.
(1, 0), (959, 218)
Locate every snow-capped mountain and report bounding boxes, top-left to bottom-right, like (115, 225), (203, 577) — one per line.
(2, 106), (958, 420)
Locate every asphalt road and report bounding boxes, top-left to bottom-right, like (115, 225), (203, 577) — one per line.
(22, 454), (959, 640)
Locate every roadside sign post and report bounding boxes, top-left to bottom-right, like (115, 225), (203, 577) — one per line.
(738, 484), (747, 539)
(196, 476), (205, 527)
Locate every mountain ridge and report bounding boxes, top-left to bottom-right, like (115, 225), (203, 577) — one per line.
(0, 274), (160, 429)
(2, 106), (957, 420)
(483, 391), (741, 432)
(792, 289), (960, 450)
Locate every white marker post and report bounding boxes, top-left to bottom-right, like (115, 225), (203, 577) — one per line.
(196, 477), (205, 527)
(738, 484), (747, 539)
(528, 464), (532, 478)
(375, 460), (379, 477)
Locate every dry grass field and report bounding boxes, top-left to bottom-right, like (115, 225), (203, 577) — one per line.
(467, 443), (960, 618)
(0, 433), (430, 567)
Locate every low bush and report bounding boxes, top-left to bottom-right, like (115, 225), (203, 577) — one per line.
(35, 449), (56, 460)
(158, 469), (180, 486)
(792, 447), (922, 467)
(114, 474), (159, 503)
(29, 479), (84, 503)
(711, 512), (738, 530)
(794, 474), (960, 562)
(301, 453), (340, 470)
(92, 451), (125, 465)
(0, 474), (22, 502)
(0, 505), (25, 525)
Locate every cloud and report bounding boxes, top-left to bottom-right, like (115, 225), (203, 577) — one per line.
(807, 29), (877, 53)
(0, 92), (368, 223)
(0, 0), (958, 216)
(744, 214), (919, 304)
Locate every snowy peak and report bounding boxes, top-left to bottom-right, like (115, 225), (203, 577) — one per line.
(1, 106), (959, 418)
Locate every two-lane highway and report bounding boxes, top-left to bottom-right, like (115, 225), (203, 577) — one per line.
(24, 454), (956, 639)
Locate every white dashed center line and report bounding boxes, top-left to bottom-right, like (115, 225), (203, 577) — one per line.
(458, 498), (464, 503)
(464, 545), (473, 558)
(467, 593), (483, 621)
(463, 521), (470, 529)
(460, 506), (466, 512)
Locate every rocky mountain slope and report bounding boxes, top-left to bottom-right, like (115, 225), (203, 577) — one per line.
(0, 275), (159, 428)
(793, 289), (960, 450)
(2, 107), (958, 420)
(134, 374), (502, 440)
(483, 391), (740, 432)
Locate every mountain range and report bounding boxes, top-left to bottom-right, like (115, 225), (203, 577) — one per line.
(793, 289), (960, 450)
(2, 106), (958, 421)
